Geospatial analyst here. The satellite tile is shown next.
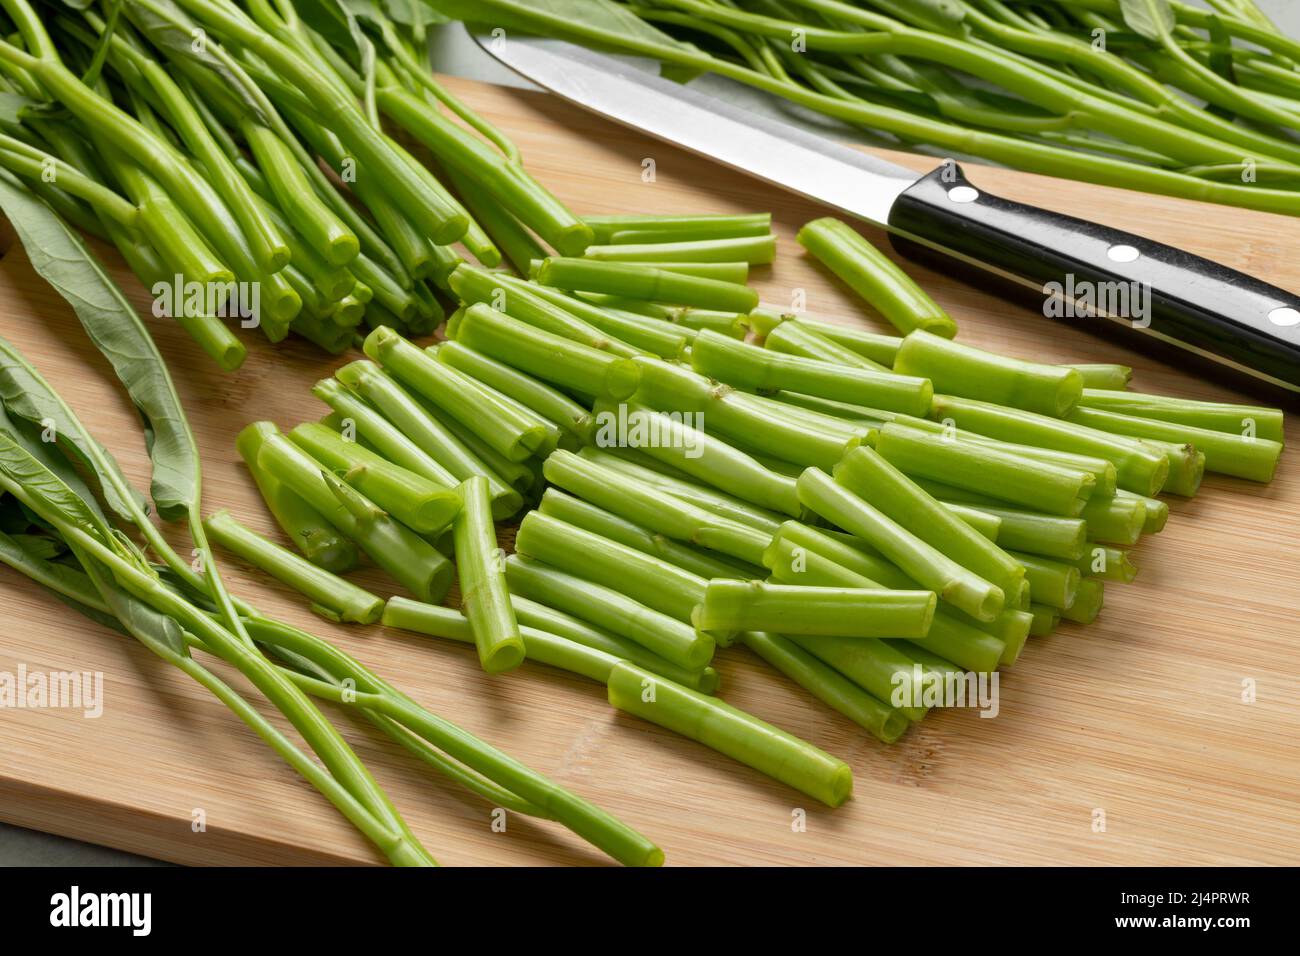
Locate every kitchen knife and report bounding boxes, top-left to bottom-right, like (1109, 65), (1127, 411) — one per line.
(476, 33), (1300, 394)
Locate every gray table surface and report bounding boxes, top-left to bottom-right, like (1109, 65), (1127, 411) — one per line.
(3, 0), (1297, 867)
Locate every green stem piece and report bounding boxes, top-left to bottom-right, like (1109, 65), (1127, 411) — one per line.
(505, 555), (714, 670)
(607, 662), (853, 807)
(333, 360), (523, 518)
(1005, 550), (1080, 611)
(235, 421), (357, 571)
(764, 318), (889, 371)
(254, 425), (453, 601)
(521, 284), (689, 359)
(287, 422), (461, 534)
(605, 260), (750, 283)
(436, 341), (595, 443)
(1060, 576), (1104, 625)
(1028, 603), (1059, 636)
(383, 597), (620, 683)
(452, 475), (524, 674)
(956, 503), (1087, 561)
(691, 329), (933, 416)
(453, 303), (642, 399)
(444, 166), (541, 275)
(543, 449), (773, 566)
(632, 358), (864, 470)
(515, 511), (708, 627)
(590, 400), (803, 518)
(448, 266), (642, 358)
(510, 595), (721, 692)
(584, 213), (771, 243)
(1116, 489), (1168, 535)
(536, 257), (759, 313)
(797, 217), (956, 337)
(764, 526), (1007, 672)
(311, 378), (457, 487)
(696, 578), (935, 637)
(930, 394), (1171, 495)
(373, 80), (588, 253)
(588, 297), (747, 338)
(537, 488), (756, 581)
(1068, 406), (1283, 482)
(1074, 543), (1139, 583)
(796, 467), (1005, 622)
(584, 235), (776, 264)
(834, 445), (1025, 595)
(203, 510), (382, 623)
(1066, 364), (1133, 390)
(787, 318), (903, 368)
(895, 330), (1082, 416)
(235, 622), (663, 866)
(874, 421), (1092, 516)
(364, 326), (549, 462)
(578, 447), (785, 533)
(242, 121), (357, 265)
(1077, 389), (1285, 444)
(740, 630), (911, 743)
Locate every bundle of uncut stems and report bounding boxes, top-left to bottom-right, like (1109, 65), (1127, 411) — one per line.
(0, 0), (586, 367)
(234, 191), (1283, 807)
(433, 0), (1300, 217)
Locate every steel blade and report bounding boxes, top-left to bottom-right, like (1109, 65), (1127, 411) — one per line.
(475, 34), (926, 226)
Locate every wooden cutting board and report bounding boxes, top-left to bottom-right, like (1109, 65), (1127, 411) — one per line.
(1, 75), (1298, 867)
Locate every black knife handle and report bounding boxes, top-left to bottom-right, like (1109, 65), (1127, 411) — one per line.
(887, 163), (1300, 393)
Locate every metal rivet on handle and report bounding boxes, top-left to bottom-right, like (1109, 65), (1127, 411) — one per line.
(947, 186), (979, 203)
(1107, 244), (1140, 263)
(1268, 306), (1300, 327)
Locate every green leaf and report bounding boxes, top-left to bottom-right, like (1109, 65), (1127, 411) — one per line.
(0, 495), (31, 533)
(1201, 15), (1238, 121)
(828, 73), (945, 120)
(0, 172), (199, 522)
(426, 0), (692, 51)
(120, 0), (273, 125)
(0, 431), (117, 551)
(659, 62), (704, 84)
(870, 0), (967, 36)
(80, 0), (126, 86)
(1205, 14), (1238, 83)
(1117, 0), (1175, 42)
(0, 402), (113, 531)
(303, 0), (376, 65)
(0, 451), (186, 658)
(297, 0), (379, 116)
(0, 335), (145, 525)
(0, 527), (126, 635)
(0, 92), (44, 125)
(81, 552), (190, 658)
(381, 0), (446, 29)
(1, 515), (189, 659)
(8, 532), (66, 560)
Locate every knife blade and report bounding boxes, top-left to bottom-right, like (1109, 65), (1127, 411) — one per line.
(477, 33), (1300, 395)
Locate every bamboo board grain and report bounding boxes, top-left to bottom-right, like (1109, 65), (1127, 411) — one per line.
(1, 74), (1299, 867)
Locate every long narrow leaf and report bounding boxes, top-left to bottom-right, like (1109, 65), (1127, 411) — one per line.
(0, 402), (113, 530)
(1118, 0), (1176, 41)
(0, 526), (120, 628)
(78, 548), (191, 658)
(0, 170), (198, 521)
(0, 420), (117, 547)
(0, 428), (185, 656)
(0, 333), (149, 526)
